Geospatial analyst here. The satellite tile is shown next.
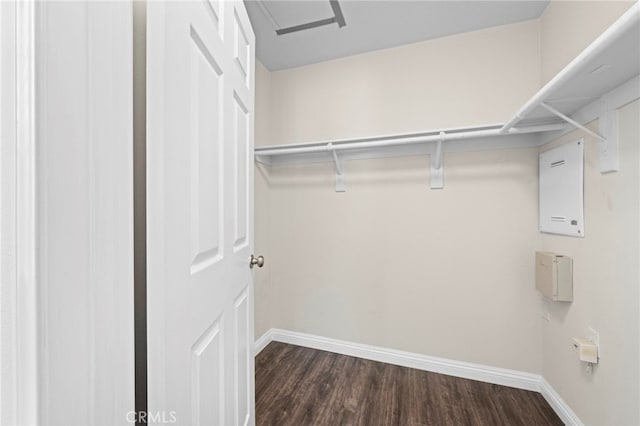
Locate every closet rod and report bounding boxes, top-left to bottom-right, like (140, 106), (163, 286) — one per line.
(255, 123), (566, 157)
(500, 1), (640, 133)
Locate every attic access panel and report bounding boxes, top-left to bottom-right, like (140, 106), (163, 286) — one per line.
(261, 1), (333, 29)
(258, 0), (346, 35)
(539, 139), (584, 238)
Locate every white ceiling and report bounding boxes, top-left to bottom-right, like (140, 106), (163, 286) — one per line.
(245, 0), (550, 71)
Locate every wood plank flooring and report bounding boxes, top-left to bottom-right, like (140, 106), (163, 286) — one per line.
(256, 342), (563, 426)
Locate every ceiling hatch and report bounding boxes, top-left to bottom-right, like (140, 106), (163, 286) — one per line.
(256, 0), (346, 35)
(246, 0), (550, 70)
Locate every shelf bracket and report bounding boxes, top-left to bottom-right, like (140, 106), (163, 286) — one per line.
(328, 143), (345, 192)
(541, 103), (606, 142)
(430, 132), (444, 189)
(598, 104), (619, 173)
(541, 102), (618, 174)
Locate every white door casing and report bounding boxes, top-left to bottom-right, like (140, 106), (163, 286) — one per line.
(147, 1), (255, 425)
(2, 2), (135, 425)
(35, 2), (135, 424)
(2, 0), (41, 423)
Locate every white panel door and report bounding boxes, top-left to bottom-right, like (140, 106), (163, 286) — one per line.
(147, 1), (255, 425)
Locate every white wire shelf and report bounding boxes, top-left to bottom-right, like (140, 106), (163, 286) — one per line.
(254, 2), (640, 190)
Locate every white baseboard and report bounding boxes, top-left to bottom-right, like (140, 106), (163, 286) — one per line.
(255, 328), (581, 425)
(539, 378), (583, 426)
(254, 329), (273, 355)
(255, 328), (539, 390)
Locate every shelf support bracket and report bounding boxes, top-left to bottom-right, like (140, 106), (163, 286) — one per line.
(541, 103), (606, 142)
(328, 143), (345, 192)
(598, 103), (619, 173)
(430, 133), (444, 189)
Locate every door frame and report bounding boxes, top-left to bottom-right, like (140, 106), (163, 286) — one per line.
(2, 2), (136, 424)
(0, 1), (39, 423)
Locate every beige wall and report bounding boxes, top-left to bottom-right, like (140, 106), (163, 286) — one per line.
(538, 2), (639, 424)
(270, 20), (540, 143)
(540, 0), (635, 84)
(267, 151), (541, 371)
(255, 21), (544, 373)
(538, 100), (639, 425)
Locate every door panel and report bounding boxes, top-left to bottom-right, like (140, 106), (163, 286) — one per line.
(147, 1), (255, 424)
(190, 317), (224, 425)
(234, 287), (251, 426)
(233, 93), (250, 252)
(189, 27), (224, 272)
(203, 0), (222, 34)
(233, 10), (251, 84)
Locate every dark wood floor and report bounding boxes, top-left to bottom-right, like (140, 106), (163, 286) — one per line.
(256, 342), (563, 426)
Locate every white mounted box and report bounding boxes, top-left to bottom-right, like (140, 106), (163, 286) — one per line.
(539, 140), (584, 237)
(535, 251), (573, 302)
(573, 337), (599, 364)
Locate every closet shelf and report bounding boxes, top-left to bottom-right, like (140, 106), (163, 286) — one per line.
(501, 2), (640, 133)
(254, 2), (640, 189)
(254, 122), (568, 191)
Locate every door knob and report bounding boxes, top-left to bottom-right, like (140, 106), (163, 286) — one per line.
(249, 254), (264, 269)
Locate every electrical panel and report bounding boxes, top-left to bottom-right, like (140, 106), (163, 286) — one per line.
(535, 251), (573, 302)
(539, 140), (584, 237)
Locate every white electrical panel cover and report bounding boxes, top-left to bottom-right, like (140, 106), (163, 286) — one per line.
(539, 139), (584, 237)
